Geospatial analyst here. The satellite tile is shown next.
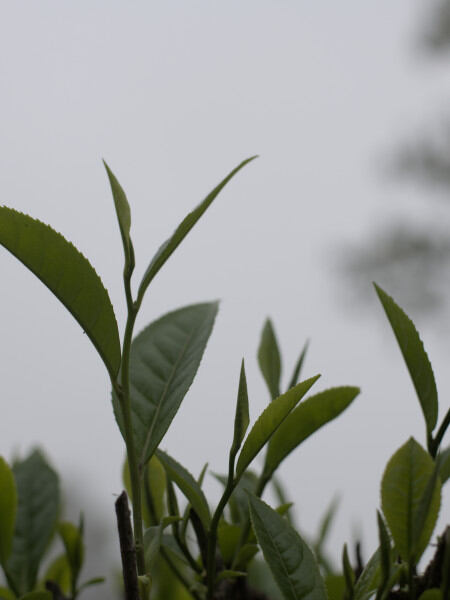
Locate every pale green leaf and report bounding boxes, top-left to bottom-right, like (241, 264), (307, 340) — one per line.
(230, 360), (250, 460)
(236, 376), (320, 479)
(143, 516), (180, 568)
(258, 319), (282, 401)
(248, 495), (327, 600)
(103, 161), (134, 269)
(43, 554), (71, 595)
(265, 387), (359, 478)
(381, 437), (441, 563)
(374, 284), (438, 433)
(7, 451), (59, 595)
(156, 450), (210, 530)
(0, 207), (121, 377)
(123, 454), (167, 525)
(0, 457), (17, 565)
(137, 156), (257, 302)
(58, 521), (84, 585)
(218, 521), (242, 565)
(113, 302), (218, 465)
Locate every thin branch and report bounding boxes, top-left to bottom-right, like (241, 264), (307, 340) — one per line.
(115, 491), (140, 600)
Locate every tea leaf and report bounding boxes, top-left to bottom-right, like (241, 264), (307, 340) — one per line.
(342, 544), (354, 597)
(353, 549), (381, 600)
(43, 554), (71, 594)
(19, 593), (52, 600)
(58, 521), (84, 586)
(156, 450), (211, 530)
(381, 437), (441, 563)
(0, 207), (121, 378)
(325, 574), (345, 600)
(418, 591), (442, 600)
(123, 454), (166, 525)
(103, 161), (134, 270)
(287, 340), (309, 391)
(439, 446), (450, 484)
(0, 457), (17, 565)
(258, 319), (282, 400)
(137, 156), (257, 301)
(113, 302), (218, 465)
(0, 587), (16, 600)
(7, 451), (59, 595)
(218, 521), (242, 565)
(230, 360), (250, 461)
(374, 284), (438, 434)
(377, 510), (392, 593)
(236, 376), (320, 479)
(248, 494), (327, 600)
(265, 387), (359, 478)
(143, 516), (180, 568)
(215, 570), (246, 583)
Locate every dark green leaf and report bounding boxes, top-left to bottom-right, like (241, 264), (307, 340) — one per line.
(438, 446), (450, 484)
(353, 549), (381, 600)
(0, 587), (15, 600)
(417, 591), (442, 600)
(258, 319), (282, 401)
(0, 207), (121, 378)
(215, 570), (246, 583)
(234, 543), (259, 570)
(377, 511), (391, 593)
(19, 593), (51, 600)
(103, 161), (134, 270)
(381, 437), (441, 563)
(287, 340), (309, 391)
(218, 521), (242, 565)
(7, 451), (59, 595)
(137, 156), (257, 302)
(265, 387), (358, 478)
(248, 495), (327, 600)
(0, 457), (17, 565)
(374, 284), (438, 434)
(236, 376), (320, 479)
(113, 302), (218, 465)
(230, 360), (250, 460)
(156, 450), (210, 530)
(58, 521), (84, 586)
(342, 544), (354, 598)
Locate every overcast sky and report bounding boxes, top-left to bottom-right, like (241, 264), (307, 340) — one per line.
(1, 0), (448, 591)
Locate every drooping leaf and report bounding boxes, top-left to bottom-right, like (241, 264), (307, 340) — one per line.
(265, 387), (358, 478)
(258, 319), (282, 401)
(58, 521), (84, 586)
(439, 446), (450, 484)
(381, 437), (441, 563)
(374, 284), (438, 434)
(103, 161), (134, 270)
(43, 554), (71, 595)
(0, 457), (17, 565)
(113, 302), (218, 465)
(236, 376), (320, 480)
(7, 451), (59, 595)
(287, 340), (309, 391)
(230, 360), (250, 461)
(248, 494), (327, 600)
(0, 207), (121, 378)
(156, 450), (210, 530)
(137, 156), (257, 302)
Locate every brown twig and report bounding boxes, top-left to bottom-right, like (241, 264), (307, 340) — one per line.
(115, 491), (140, 600)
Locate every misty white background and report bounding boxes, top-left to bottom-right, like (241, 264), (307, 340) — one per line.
(1, 0), (449, 589)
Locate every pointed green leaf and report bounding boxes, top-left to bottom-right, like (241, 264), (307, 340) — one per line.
(77, 577), (105, 592)
(374, 284), (438, 433)
(58, 521), (84, 585)
(439, 446), (450, 484)
(137, 156), (257, 301)
(7, 451), (59, 595)
(353, 549), (381, 600)
(342, 544), (354, 596)
(156, 450), (210, 530)
(103, 161), (134, 270)
(265, 387), (359, 478)
(418, 591), (442, 600)
(0, 457), (17, 565)
(315, 496), (339, 554)
(377, 511), (391, 592)
(258, 319), (282, 401)
(236, 376), (320, 480)
(230, 360), (250, 460)
(113, 302), (218, 465)
(288, 340), (309, 391)
(381, 437), (441, 563)
(248, 494), (327, 600)
(215, 570), (246, 584)
(234, 543), (259, 570)
(43, 554), (71, 595)
(0, 207), (121, 378)
(143, 516), (180, 568)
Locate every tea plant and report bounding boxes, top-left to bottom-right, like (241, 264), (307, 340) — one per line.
(0, 159), (448, 600)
